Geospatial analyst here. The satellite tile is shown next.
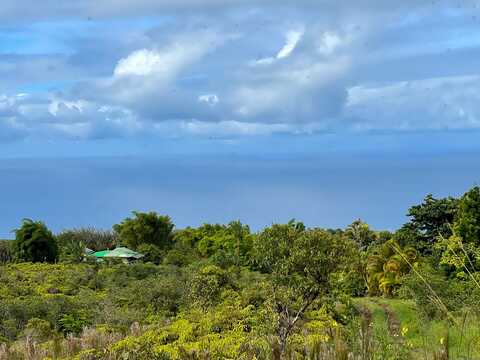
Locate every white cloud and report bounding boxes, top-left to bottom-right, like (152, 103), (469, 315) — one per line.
(235, 56), (351, 121)
(317, 31), (342, 55)
(114, 49), (165, 77)
(346, 75), (480, 131)
(198, 94), (219, 106)
(49, 99), (88, 116)
(95, 30), (234, 110)
(1, 1), (480, 143)
(152, 119), (329, 138)
(113, 31), (230, 80)
(277, 29), (304, 59)
(251, 27), (304, 66)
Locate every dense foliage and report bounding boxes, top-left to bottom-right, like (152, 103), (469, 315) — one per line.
(113, 212), (174, 263)
(1, 187), (480, 359)
(12, 219), (58, 263)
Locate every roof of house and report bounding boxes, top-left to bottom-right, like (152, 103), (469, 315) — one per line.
(91, 247), (144, 259)
(91, 249), (111, 257)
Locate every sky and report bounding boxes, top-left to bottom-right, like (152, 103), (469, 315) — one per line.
(1, 0), (480, 237)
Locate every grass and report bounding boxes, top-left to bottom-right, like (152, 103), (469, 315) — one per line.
(353, 297), (480, 359)
(354, 297), (389, 335)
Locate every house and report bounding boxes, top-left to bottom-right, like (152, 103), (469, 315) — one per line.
(89, 247), (144, 263)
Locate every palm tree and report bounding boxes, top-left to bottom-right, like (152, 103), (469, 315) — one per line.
(367, 240), (418, 297)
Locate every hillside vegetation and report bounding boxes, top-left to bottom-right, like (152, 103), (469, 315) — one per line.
(1, 187), (480, 359)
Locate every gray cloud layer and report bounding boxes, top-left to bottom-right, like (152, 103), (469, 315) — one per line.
(1, 0), (480, 141)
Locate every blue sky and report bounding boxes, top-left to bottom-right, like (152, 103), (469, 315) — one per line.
(1, 1), (480, 237)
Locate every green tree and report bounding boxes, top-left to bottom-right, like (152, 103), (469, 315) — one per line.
(137, 243), (163, 264)
(196, 221), (254, 267)
(428, 187), (480, 275)
(113, 211), (175, 251)
(189, 265), (231, 309)
(0, 240), (12, 263)
(436, 232), (480, 276)
(12, 219), (58, 263)
(366, 240), (418, 297)
(56, 231), (86, 263)
(253, 221), (354, 358)
(62, 227), (118, 251)
(397, 194), (458, 255)
(345, 219), (377, 251)
(454, 186), (480, 246)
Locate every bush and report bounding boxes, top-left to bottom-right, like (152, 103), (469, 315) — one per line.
(0, 240), (12, 264)
(58, 228), (118, 253)
(58, 313), (90, 335)
(23, 318), (55, 342)
(12, 219), (58, 263)
(114, 212), (174, 251)
(399, 263), (480, 319)
(189, 265), (232, 309)
(137, 243), (163, 264)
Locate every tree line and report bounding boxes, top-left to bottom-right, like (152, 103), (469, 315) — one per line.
(0, 186), (479, 359)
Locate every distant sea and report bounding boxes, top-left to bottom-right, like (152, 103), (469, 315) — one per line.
(0, 151), (479, 238)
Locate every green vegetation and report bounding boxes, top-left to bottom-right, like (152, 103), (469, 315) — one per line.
(12, 219), (58, 263)
(1, 187), (480, 359)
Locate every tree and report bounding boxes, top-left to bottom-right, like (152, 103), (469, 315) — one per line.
(435, 232), (480, 276)
(0, 240), (12, 263)
(366, 240), (418, 297)
(345, 219), (377, 251)
(114, 211), (175, 251)
(189, 265), (231, 309)
(253, 221), (354, 358)
(397, 194), (458, 255)
(137, 243), (163, 264)
(454, 186), (480, 246)
(12, 219), (58, 263)
(195, 221), (254, 267)
(63, 227), (118, 251)
(435, 186), (480, 274)
(56, 231), (85, 263)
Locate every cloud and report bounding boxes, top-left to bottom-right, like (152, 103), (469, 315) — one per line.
(232, 55), (351, 124)
(112, 32), (220, 79)
(277, 29), (304, 59)
(252, 27), (304, 66)
(317, 31), (343, 56)
(198, 94), (219, 106)
(84, 29), (234, 115)
(1, 0), (480, 143)
(346, 75), (480, 131)
(150, 119), (331, 139)
(0, 92), (143, 141)
(0, 0), (457, 24)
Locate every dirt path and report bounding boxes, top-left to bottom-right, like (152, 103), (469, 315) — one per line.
(357, 304), (374, 354)
(378, 303), (403, 342)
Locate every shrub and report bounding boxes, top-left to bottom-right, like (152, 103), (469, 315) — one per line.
(0, 240), (12, 264)
(58, 228), (118, 253)
(399, 263), (480, 319)
(114, 212), (174, 251)
(189, 265), (231, 309)
(12, 219), (58, 263)
(59, 313), (91, 335)
(23, 318), (55, 342)
(137, 243), (163, 264)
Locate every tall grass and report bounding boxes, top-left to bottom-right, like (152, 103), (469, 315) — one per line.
(391, 234), (480, 360)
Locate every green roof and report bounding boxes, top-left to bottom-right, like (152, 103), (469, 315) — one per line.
(90, 247), (144, 259)
(104, 247), (144, 259)
(91, 249), (112, 258)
